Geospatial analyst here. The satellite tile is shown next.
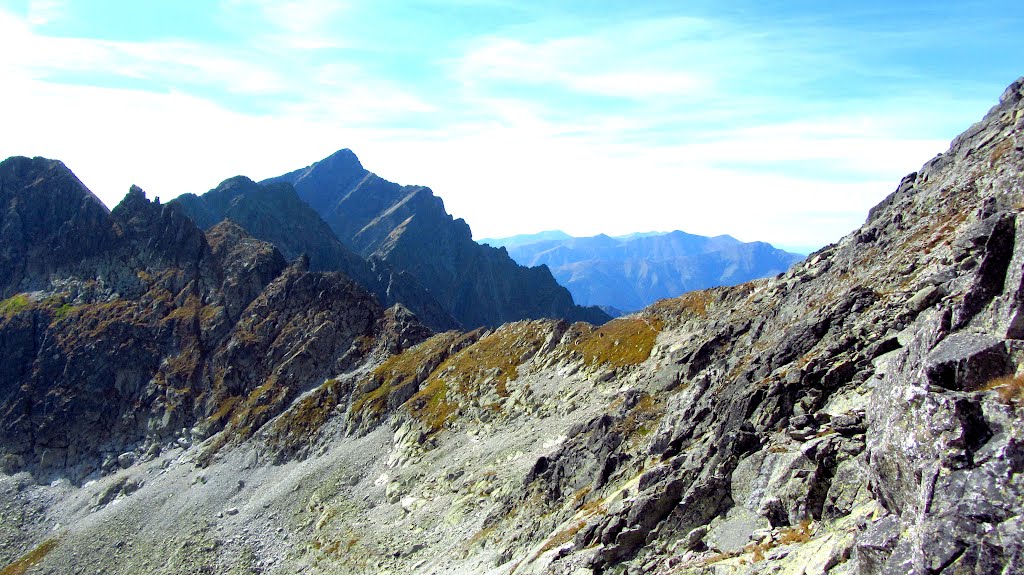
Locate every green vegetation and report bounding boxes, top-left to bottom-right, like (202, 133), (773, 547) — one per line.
(53, 303), (77, 320)
(407, 377), (456, 436)
(208, 395), (241, 426)
(436, 322), (548, 395)
(570, 317), (663, 369)
(351, 331), (470, 423)
(163, 294), (220, 324)
(0, 294), (31, 319)
(651, 290), (713, 318)
(267, 379), (342, 451)
(618, 393), (665, 445)
(991, 137), (1014, 166)
(405, 321), (553, 434)
(537, 520), (588, 555)
(232, 378), (289, 437)
(747, 519), (815, 563)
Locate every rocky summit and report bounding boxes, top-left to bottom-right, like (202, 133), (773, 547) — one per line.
(0, 77), (1023, 575)
(264, 150), (612, 329)
(171, 175), (460, 332)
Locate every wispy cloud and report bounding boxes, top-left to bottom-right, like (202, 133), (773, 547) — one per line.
(5, 24), (286, 95)
(453, 18), (719, 103)
(0, 2), (1018, 251)
(26, 0), (65, 26)
(220, 0), (350, 49)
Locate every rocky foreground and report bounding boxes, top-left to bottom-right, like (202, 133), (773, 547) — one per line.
(1, 78), (1024, 575)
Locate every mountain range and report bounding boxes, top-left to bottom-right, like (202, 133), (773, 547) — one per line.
(482, 230), (804, 312)
(171, 175), (460, 332)
(263, 149), (610, 328)
(0, 77), (1023, 575)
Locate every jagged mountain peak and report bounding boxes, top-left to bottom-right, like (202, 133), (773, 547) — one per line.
(267, 150), (612, 328)
(0, 156), (105, 206)
(171, 176), (461, 331)
(313, 147), (365, 172)
(1, 156), (118, 298)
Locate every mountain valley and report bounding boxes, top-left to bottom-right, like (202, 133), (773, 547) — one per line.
(0, 77), (1022, 575)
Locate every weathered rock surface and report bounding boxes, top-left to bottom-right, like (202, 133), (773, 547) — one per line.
(1, 77), (1024, 575)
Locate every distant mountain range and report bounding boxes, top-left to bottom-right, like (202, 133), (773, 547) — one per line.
(480, 230), (804, 312)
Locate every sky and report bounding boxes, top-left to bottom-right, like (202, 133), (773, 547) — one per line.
(0, 1), (1020, 253)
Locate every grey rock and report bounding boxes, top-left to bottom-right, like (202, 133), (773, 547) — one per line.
(704, 506), (769, 553)
(3, 77), (1024, 575)
(907, 284), (944, 313)
(924, 333), (1010, 390)
(116, 452), (136, 469)
(854, 514), (900, 573)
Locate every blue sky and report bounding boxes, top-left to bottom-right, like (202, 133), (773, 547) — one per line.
(0, 1), (1019, 252)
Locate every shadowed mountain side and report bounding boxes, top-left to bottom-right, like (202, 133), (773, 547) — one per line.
(0, 159), (431, 484)
(1, 157), (117, 299)
(172, 176), (460, 332)
(264, 150), (612, 327)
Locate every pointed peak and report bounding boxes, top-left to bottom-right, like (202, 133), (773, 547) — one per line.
(291, 253), (311, 273)
(213, 175), (259, 192)
(0, 156), (109, 212)
(0, 155), (69, 177)
(115, 184), (153, 214)
(323, 148), (363, 169)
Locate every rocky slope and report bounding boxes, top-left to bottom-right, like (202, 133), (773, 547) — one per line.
(0, 159), (433, 484)
(483, 230), (803, 312)
(171, 176), (459, 332)
(264, 150), (611, 328)
(1, 77), (1023, 575)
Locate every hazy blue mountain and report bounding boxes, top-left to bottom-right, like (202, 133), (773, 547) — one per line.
(478, 230), (572, 249)
(485, 230), (804, 312)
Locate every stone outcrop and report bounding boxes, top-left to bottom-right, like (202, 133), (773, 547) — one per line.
(1, 157), (117, 298)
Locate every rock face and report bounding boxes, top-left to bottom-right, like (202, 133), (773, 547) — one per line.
(0, 162), (418, 485)
(264, 150), (612, 328)
(172, 175), (459, 332)
(1, 157), (117, 298)
(483, 230), (804, 312)
(1, 78), (1024, 575)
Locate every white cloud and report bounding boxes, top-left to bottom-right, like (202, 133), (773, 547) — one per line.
(221, 0), (349, 49)
(27, 0), (66, 26)
(353, 122), (938, 250)
(8, 28), (287, 95)
(454, 34), (714, 101)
